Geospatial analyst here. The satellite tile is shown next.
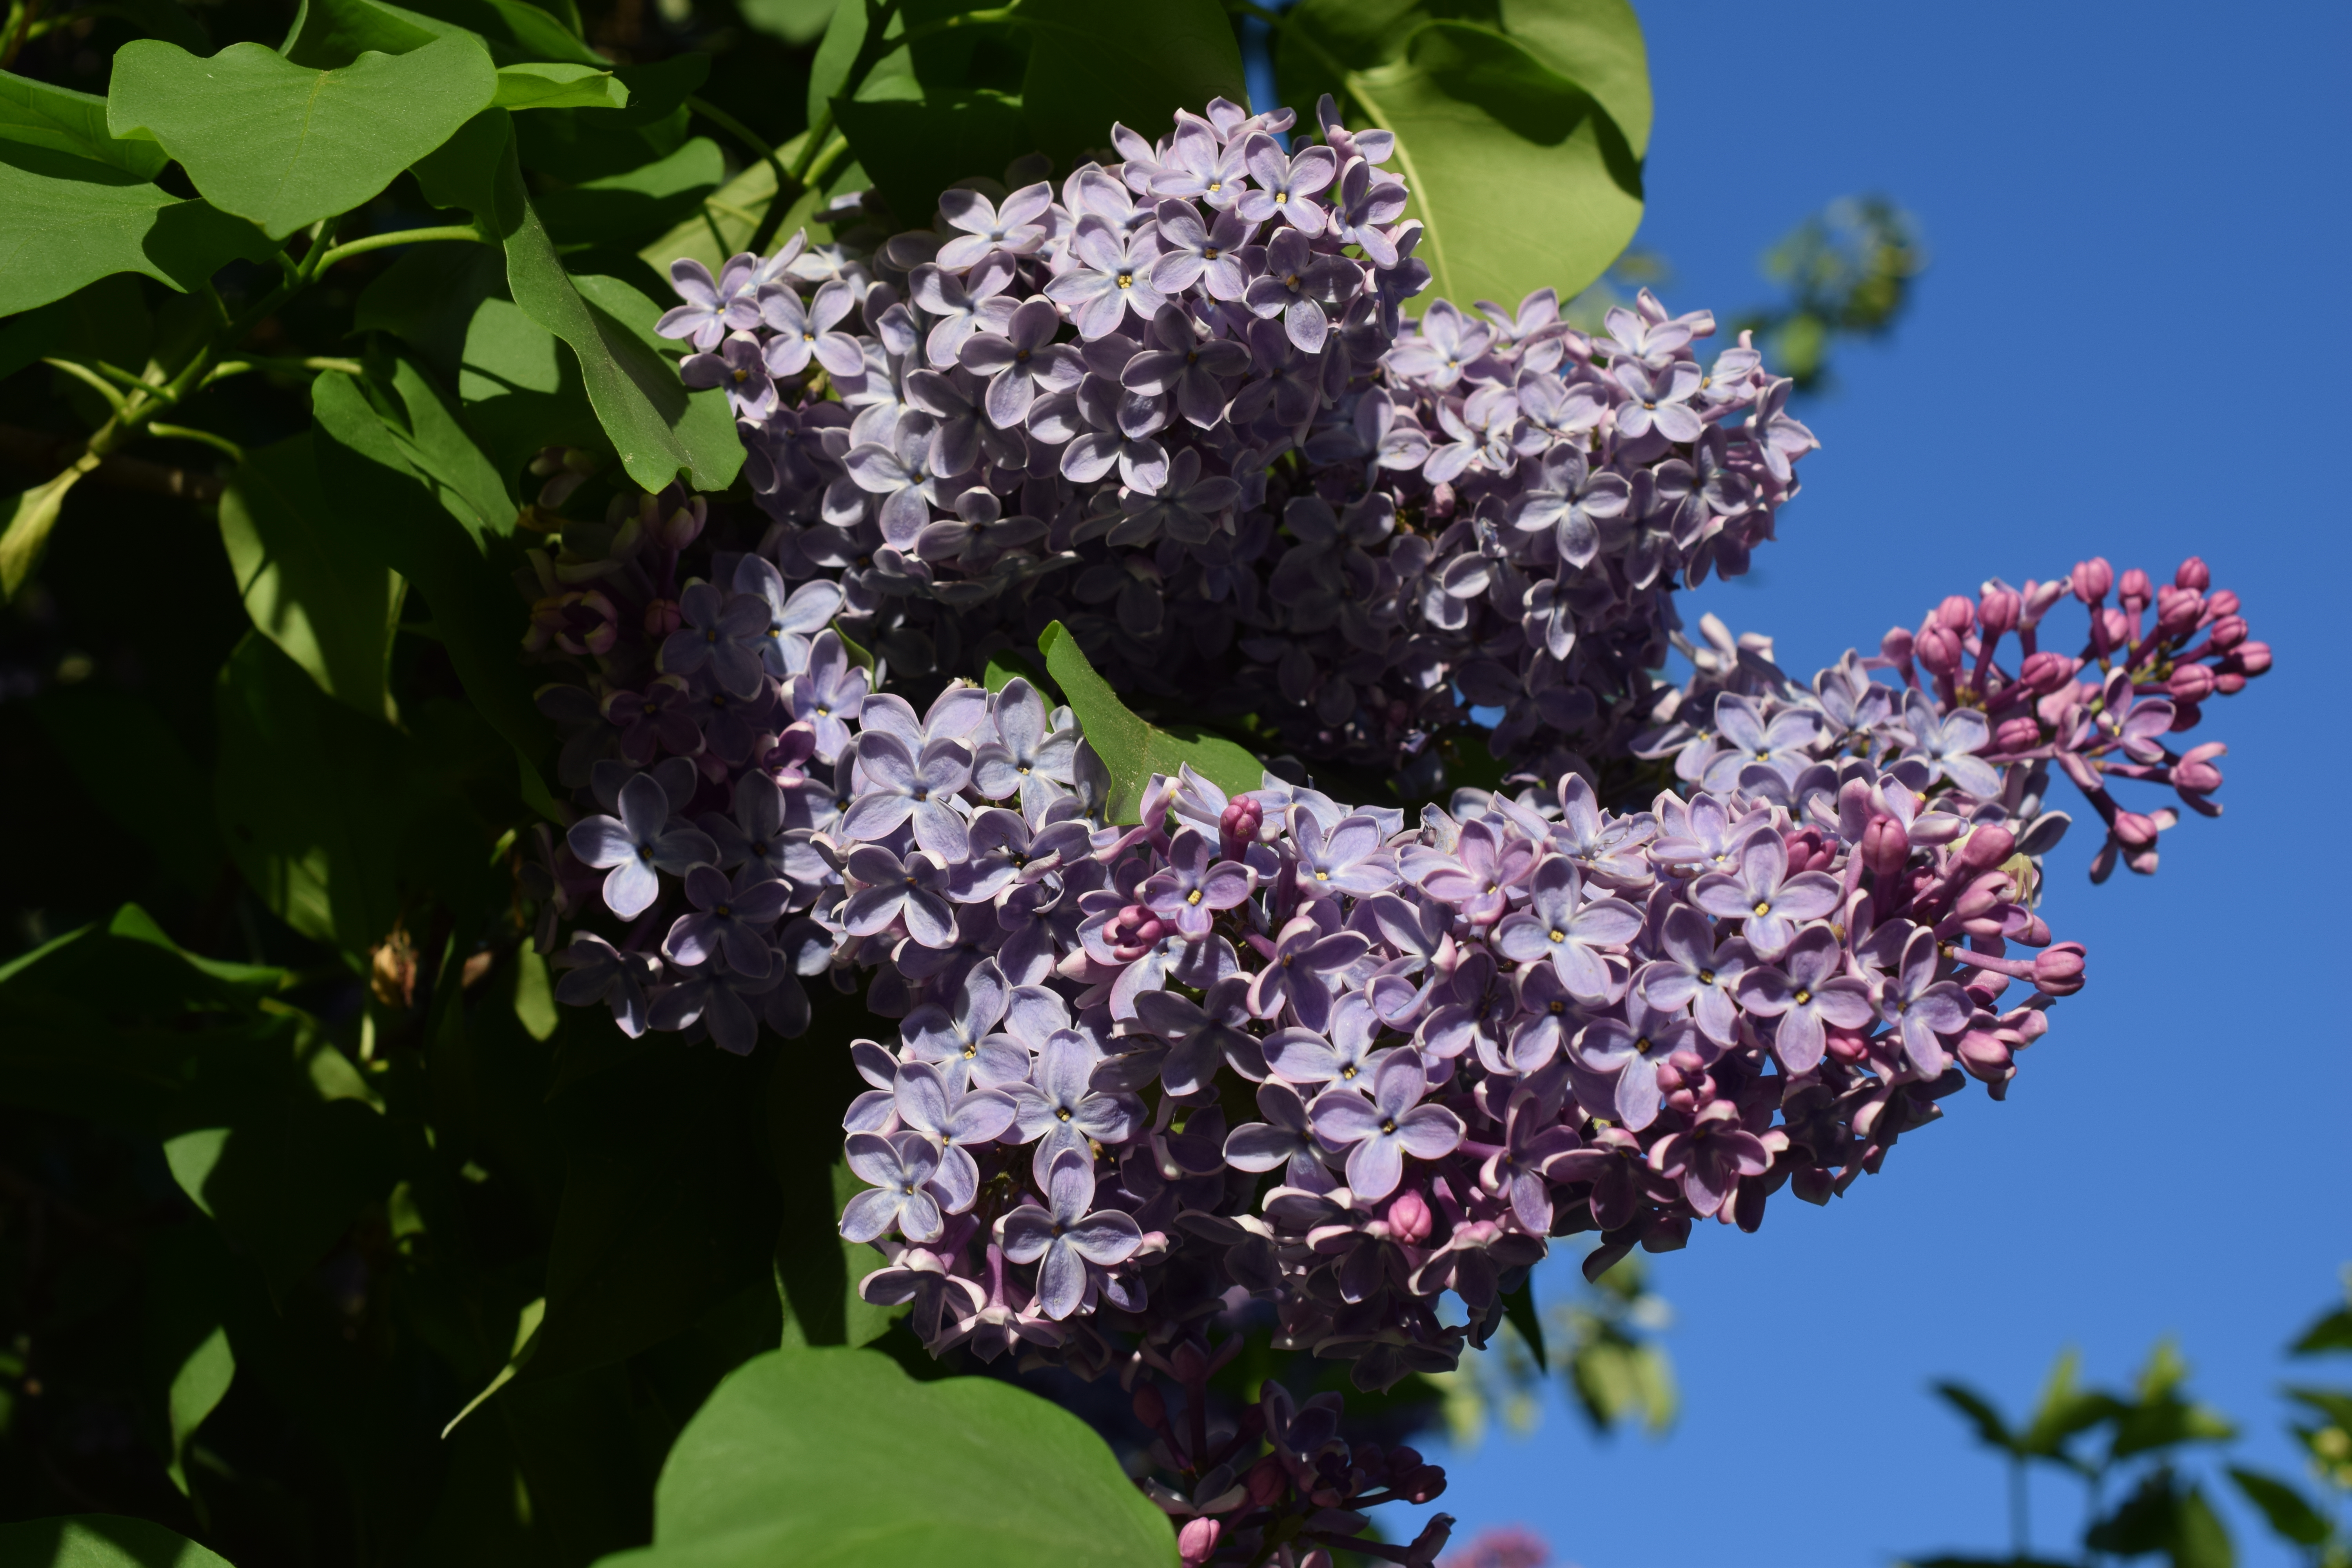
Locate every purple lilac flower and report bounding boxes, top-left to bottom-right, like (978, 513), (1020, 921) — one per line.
(1308, 1051), (1465, 1201)
(996, 1150), (1143, 1319)
(566, 773), (719, 919)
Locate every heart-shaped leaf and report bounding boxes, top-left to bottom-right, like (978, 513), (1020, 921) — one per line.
(0, 149), (274, 318)
(107, 35), (501, 238)
(1, 69), (168, 178)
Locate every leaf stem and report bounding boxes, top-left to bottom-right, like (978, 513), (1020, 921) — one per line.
(314, 223), (490, 270)
(41, 358), (129, 415)
(687, 93), (799, 234)
(146, 423), (245, 463)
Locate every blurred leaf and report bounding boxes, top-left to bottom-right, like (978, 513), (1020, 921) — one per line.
(218, 432), (406, 722)
(1498, 0), (1650, 157)
(108, 37), (501, 240)
(2227, 1467), (2332, 1547)
(0, 149), (274, 318)
(111, 0), (212, 52)
(0, 69), (169, 179)
(592, 1347), (1179, 1568)
(2022, 1347), (2120, 1458)
(1933, 1380), (2017, 1455)
(390, 0), (608, 65)
(161, 1326), (234, 1494)
(2089, 1470), (2235, 1568)
(835, 89), (1032, 223)
(1500, 1282), (1547, 1374)
(806, 0), (895, 131)
(1357, 20), (1642, 310)
(142, 1223), (240, 1497)
(2293, 1303), (2352, 1356)
(163, 1097), (396, 1295)
(1038, 619), (1259, 822)
(494, 62), (628, 111)
(1014, 0), (1245, 169)
(515, 55), (706, 182)
(2287, 1387), (2352, 1431)
(740, 0), (835, 46)
(0, 1515), (236, 1566)
(2109, 1343), (2235, 1459)
(213, 630), (411, 950)
(2172, 1486), (2236, 1568)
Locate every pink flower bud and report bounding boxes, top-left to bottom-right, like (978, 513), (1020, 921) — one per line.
(2096, 607), (2130, 649)
(2174, 556), (2210, 591)
(2232, 640), (2271, 675)
(1880, 626), (1915, 664)
(2003, 1005), (2051, 1044)
(644, 597), (682, 637)
(2033, 944), (2086, 996)
(1653, 1061), (1686, 1094)
(1914, 620), (1963, 676)
(2204, 588), (2240, 617)
(1245, 1455), (1287, 1508)
(2167, 663), (2214, 702)
(2018, 650), (2076, 693)
(1385, 1189), (1433, 1245)
(1957, 1029), (2013, 1082)
(1951, 870), (2009, 922)
(1935, 594), (1976, 632)
(1178, 1517), (1222, 1566)
(1861, 815), (1911, 880)
(1977, 587), (2022, 635)
(1220, 794), (1265, 857)
(1956, 824), (2015, 871)
(2206, 615), (2247, 651)
(2112, 811), (2160, 848)
(2154, 586), (2203, 638)
(2118, 567), (2152, 611)
(1993, 715), (2041, 753)
(2071, 557), (2113, 603)
(1132, 1383), (1167, 1428)
(2214, 672), (2246, 696)
(1825, 1028), (1870, 1064)
(2173, 741), (2226, 794)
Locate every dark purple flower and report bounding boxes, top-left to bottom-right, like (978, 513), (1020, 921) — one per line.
(552, 933), (660, 1037)
(1507, 444), (1629, 570)
(788, 630), (868, 761)
(1648, 1101), (1771, 1217)
(1133, 975), (1265, 1096)
(842, 844), (956, 947)
(1248, 915), (1370, 1030)
(603, 675), (702, 765)
(663, 863), (791, 973)
(1223, 1080), (1325, 1189)
(681, 331), (775, 419)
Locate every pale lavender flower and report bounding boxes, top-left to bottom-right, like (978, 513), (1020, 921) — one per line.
(840, 731), (975, 859)
(1237, 133), (1338, 235)
(890, 1060), (1017, 1211)
(908, 256), (1019, 369)
(1140, 828), (1256, 937)
(1385, 299), (1492, 389)
(842, 844), (955, 947)
(1611, 358), (1704, 443)
(841, 1131), (946, 1243)
(935, 181), (1053, 270)
(1307, 1052), (1464, 1201)
(1247, 916), (1370, 1030)
(1149, 200), (1257, 300)
(1044, 216), (1165, 339)
(788, 631), (868, 761)
(1493, 857), (1641, 1001)
(997, 1149), (1143, 1319)
(1899, 691), (2002, 796)
(1572, 989), (1699, 1131)
(959, 298), (1085, 428)
(1636, 904), (1753, 1047)
(1010, 1030), (1144, 1183)
(1223, 1080), (1325, 1188)
(1507, 445), (1628, 569)
(566, 773), (719, 919)
(1875, 923), (1971, 1077)
(1736, 924), (1874, 1073)
(759, 278), (865, 379)
(1689, 833), (1841, 958)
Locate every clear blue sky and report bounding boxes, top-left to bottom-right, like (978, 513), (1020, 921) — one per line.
(1306, 2), (2351, 1563)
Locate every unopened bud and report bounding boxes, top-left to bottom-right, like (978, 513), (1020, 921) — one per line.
(660, 497), (708, 550)
(1385, 1189), (1433, 1245)
(1957, 1029), (2013, 1083)
(2118, 567), (2153, 611)
(1245, 1455), (1288, 1508)
(2112, 811), (2160, 848)
(1935, 594), (1975, 632)
(2033, 944), (2087, 996)
(2167, 663), (2214, 702)
(2174, 741), (2225, 794)
(2071, 557), (2113, 603)
(1956, 824), (2015, 871)
(2205, 615), (2247, 651)
(1915, 620), (1963, 677)
(2020, 578), (2068, 628)
(1861, 815), (1911, 880)
(2018, 650), (2076, 693)
(1132, 1383), (1167, 1428)
(2155, 586), (2204, 638)
(2232, 640), (2271, 676)
(1880, 626), (1915, 664)
(1993, 715), (2041, 752)
(644, 597), (682, 637)
(1178, 1517), (1222, 1566)
(2175, 556), (2210, 590)
(1977, 587), (2021, 635)
(2204, 588), (2240, 617)
(2096, 607), (2130, 650)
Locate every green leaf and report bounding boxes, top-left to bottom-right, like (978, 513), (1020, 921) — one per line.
(2171, 1485), (2236, 1568)
(279, 0), (445, 67)
(450, 293), (607, 487)
(740, 0), (836, 46)
(1498, 0), (1650, 158)
(1014, 0), (1246, 169)
(1933, 1380), (2017, 1455)
(142, 1223), (240, 1498)
(0, 1515), (236, 1567)
(0, 69), (169, 179)
(516, 54), (706, 183)
(2227, 1468), (2332, 1548)
(107, 36), (501, 240)
(0, 151), (274, 318)
(0, 452), (96, 600)
(218, 432), (406, 722)
(418, 110), (744, 492)
(31, 687), (220, 896)
(1037, 619), (1259, 822)
(1353, 19), (1643, 309)
(1500, 1281), (1547, 1373)
(213, 630), (412, 950)
(806, 0), (893, 131)
(310, 366), (553, 776)
(537, 135), (723, 251)
(164, 1100), (396, 1295)
(2018, 1347), (2121, 1457)
(982, 648), (1049, 694)
(494, 61), (629, 111)
(160, 1326), (234, 1494)
(2292, 1305), (2352, 1356)
(387, 0), (607, 65)
(2286, 1387), (2352, 1432)
(833, 89), (1033, 225)
(592, 1348), (1179, 1568)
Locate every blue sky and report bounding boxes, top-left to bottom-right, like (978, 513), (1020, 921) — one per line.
(1335, 2), (2352, 1563)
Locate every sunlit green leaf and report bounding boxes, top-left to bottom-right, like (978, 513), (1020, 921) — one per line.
(1353, 20), (1643, 308)
(2228, 1468), (2332, 1548)
(107, 36), (501, 239)
(1498, 0), (1650, 157)
(0, 1515), (236, 1567)
(0, 149), (274, 319)
(494, 61), (629, 111)
(217, 431), (406, 721)
(1037, 619), (1260, 822)
(592, 1348), (1178, 1568)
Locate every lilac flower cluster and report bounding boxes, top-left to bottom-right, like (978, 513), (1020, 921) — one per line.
(650, 97), (1811, 787)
